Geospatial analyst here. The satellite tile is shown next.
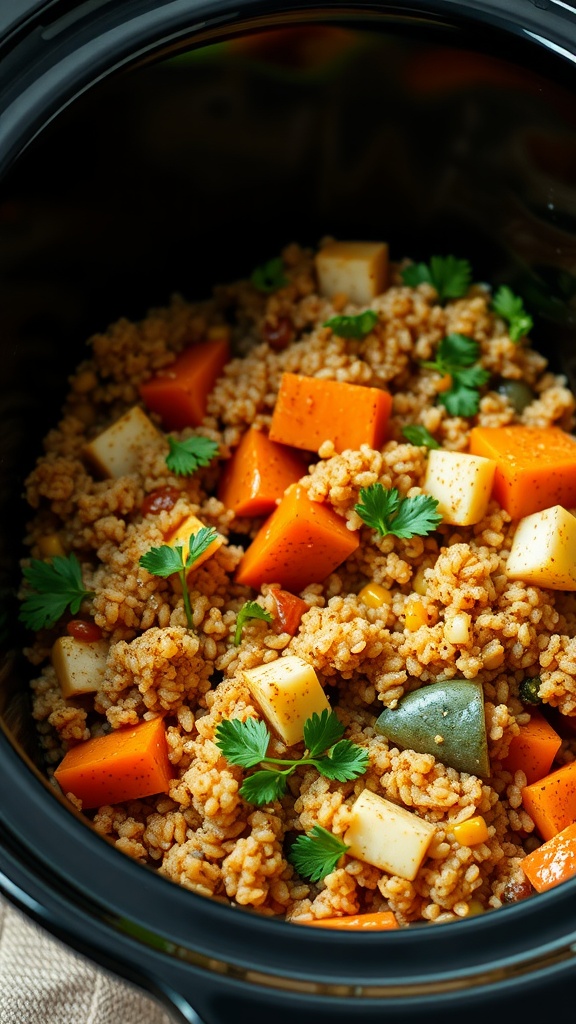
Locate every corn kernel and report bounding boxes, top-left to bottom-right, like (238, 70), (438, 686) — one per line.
(467, 898), (485, 916)
(404, 596), (428, 631)
(358, 582), (392, 609)
(37, 534), (66, 559)
(444, 612), (471, 645)
(452, 815), (490, 846)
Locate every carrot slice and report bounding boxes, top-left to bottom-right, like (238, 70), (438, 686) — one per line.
(217, 427), (306, 517)
(293, 911), (399, 930)
(139, 336), (229, 430)
(54, 717), (173, 809)
(501, 710), (562, 785)
(521, 821), (576, 892)
(468, 424), (576, 520)
(269, 373), (392, 454)
(521, 759), (576, 841)
(235, 483), (359, 592)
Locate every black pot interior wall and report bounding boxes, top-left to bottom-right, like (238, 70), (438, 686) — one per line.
(2, 21), (576, 755)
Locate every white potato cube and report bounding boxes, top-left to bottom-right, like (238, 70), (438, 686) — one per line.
(343, 789), (437, 881)
(83, 406), (161, 478)
(51, 636), (108, 699)
(243, 655), (330, 746)
(506, 504), (576, 590)
(423, 449), (496, 526)
(165, 513), (224, 575)
(315, 241), (388, 306)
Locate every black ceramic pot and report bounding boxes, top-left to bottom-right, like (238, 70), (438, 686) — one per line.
(2, 3), (576, 1023)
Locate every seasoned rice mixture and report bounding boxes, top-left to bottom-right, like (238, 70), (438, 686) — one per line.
(19, 239), (576, 927)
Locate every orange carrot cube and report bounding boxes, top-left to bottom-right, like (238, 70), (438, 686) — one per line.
(501, 711), (562, 785)
(521, 759), (576, 841)
(217, 428), (306, 517)
(521, 821), (576, 892)
(139, 336), (229, 430)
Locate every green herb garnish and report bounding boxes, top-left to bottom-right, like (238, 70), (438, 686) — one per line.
(421, 333), (490, 417)
(166, 435), (219, 476)
(234, 600), (273, 645)
(492, 285), (533, 342)
(251, 257), (288, 294)
(323, 309), (378, 339)
(401, 255), (472, 303)
(19, 553), (95, 631)
(215, 709), (369, 805)
(355, 483), (442, 539)
(519, 676), (542, 706)
(401, 424), (440, 450)
(139, 526), (218, 630)
(288, 824), (350, 883)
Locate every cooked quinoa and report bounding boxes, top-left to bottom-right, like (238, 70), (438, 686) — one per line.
(19, 239), (576, 927)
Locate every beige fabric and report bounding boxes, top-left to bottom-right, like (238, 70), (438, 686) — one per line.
(0, 894), (175, 1024)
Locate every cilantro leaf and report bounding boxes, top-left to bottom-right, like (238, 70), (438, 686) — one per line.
(234, 600), (273, 645)
(214, 717), (269, 768)
(288, 825), (350, 883)
(401, 424), (440, 450)
(251, 257), (288, 294)
(355, 483), (442, 539)
(139, 544), (187, 578)
(314, 740), (370, 782)
(166, 436), (219, 477)
(492, 285), (533, 342)
(139, 526), (219, 629)
(323, 310), (378, 339)
(421, 333), (489, 419)
(401, 255), (472, 303)
(433, 333), (480, 369)
(19, 553), (95, 631)
(303, 709), (345, 758)
(240, 769), (289, 804)
(437, 381), (483, 418)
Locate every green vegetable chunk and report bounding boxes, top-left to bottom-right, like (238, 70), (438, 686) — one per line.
(374, 679), (490, 778)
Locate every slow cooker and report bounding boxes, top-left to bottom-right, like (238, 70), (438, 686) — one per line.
(2, 2), (576, 1022)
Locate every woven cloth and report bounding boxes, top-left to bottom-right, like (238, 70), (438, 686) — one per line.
(0, 894), (175, 1024)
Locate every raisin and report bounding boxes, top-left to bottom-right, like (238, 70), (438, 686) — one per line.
(142, 485), (181, 515)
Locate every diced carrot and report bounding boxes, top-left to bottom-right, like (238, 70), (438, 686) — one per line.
(520, 821), (576, 893)
(235, 483), (359, 592)
(293, 911), (399, 930)
(521, 759), (576, 841)
(270, 588), (310, 635)
(468, 425), (576, 520)
(217, 427), (306, 517)
(501, 711), (562, 785)
(269, 372), (392, 454)
(54, 717), (173, 809)
(139, 336), (230, 430)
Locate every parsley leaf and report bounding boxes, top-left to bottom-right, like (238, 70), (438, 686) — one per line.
(214, 710), (369, 806)
(234, 600), (273, 645)
(288, 825), (350, 883)
(421, 333), (490, 418)
(492, 285), (533, 342)
(323, 310), (378, 339)
(166, 436), (219, 477)
(251, 257), (288, 294)
(19, 553), (95, 631)
(355, 483), (442, 539)
(401, 255), (472, 303)
(139, 526), (218, 630)
(402, 424), (440, 450)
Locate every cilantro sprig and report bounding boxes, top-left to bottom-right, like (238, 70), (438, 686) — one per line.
(355, 483), (442, 539)
(323, 309), (378, 339)
(166, 436), (219, 477)
(401, 255), (472, 303)
(421, 333), (490, 417)
(139, 526), (218, 630)
(492, 285), (533, 342)
(251, 257), (288, 294)
(215, 709), (369, 805)
(401, 424), (440, 450)
(288, 824), (350, 883)
(19, 553), (95, 631)
(234, 600), (273, 645)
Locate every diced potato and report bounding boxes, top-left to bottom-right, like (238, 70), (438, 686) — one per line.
(423, 449), (496, 526)
(343, 789), (437, 880)
(83, 406), (161, 478)
(51, 636), (109, 698)
(315, 241), (388, 306)
(243, 655), (330, 746)
(165, 513), (224, 575)
(506, 504), (576, 590)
